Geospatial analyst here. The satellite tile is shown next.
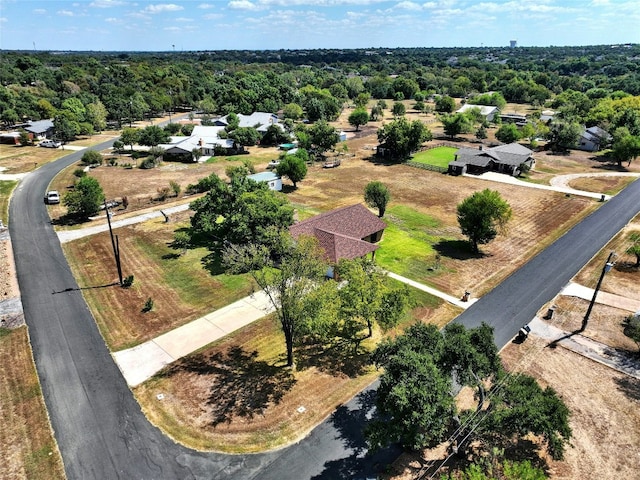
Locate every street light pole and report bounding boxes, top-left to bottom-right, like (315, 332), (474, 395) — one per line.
(581, 251), (616, 331)
(105, 200), (124, 286)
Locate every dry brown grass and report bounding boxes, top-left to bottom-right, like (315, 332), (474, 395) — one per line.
(0, 327), (65, 480)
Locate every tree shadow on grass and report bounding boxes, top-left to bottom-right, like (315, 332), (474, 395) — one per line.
(164, 346), (296, 427)
(614, 375), (640, 402)
(201, 250), (226, 276)
(434, 239), (487, 261)
(294, 339), (371, 378)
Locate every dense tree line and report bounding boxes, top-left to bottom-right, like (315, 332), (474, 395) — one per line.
(2, 45), (639, 128)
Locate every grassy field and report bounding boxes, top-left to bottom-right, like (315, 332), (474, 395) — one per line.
(0, 327), (65, 480)
(410, 146), (458, 167)
(135, 284), (452, 453)
(63, 212), (255, 351)
(0, 180), (17, 224)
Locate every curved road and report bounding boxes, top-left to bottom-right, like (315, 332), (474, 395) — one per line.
(10, 141), (398, 479)
(10, 141), (640, 479)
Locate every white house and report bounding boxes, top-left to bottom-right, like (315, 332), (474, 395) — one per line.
(247, 171), (282, 191)
(577, 126), (611, 152)
(456, 104), (499, 122)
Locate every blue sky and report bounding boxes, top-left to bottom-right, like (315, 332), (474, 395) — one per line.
(1, 0), (639, 51)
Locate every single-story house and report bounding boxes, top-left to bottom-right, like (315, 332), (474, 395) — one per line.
(24, 119), (54, 139)
(289, 204), (386, 267)
(247, 171), (282, 191)
(540, 110), (555, 123)
(214, 112), (283, 134)
(157, 125), (244, 161)
(499, 113), (527, 126)
(456, 104), (499, 122)
(577, 126), (611, 152)
(0, 132), (23, 145)
(448, 143), (535, 177)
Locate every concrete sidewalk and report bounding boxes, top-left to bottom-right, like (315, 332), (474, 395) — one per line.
(113, 290), (274, 386)
(562, 281), (640, 312)
(58, 203), (191, 243)
(113, 273), (476, 386)
(528, 316), (640, 380)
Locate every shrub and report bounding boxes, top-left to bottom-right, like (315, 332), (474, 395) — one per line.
(108, 157), (118, 166)
(156, 186), (170, 201)
(122, 275), (134, 288)
(142, 298), (154, 313)
(81, 149), (102, 166)
(169, 180), (181, 197)
(73, 168), (87, 178)
(140, 157), (158, 169)
(122, 196), (129, 209)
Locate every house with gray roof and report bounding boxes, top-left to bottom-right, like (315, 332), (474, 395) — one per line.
(24, 119), (54, 139)
(456, 104), (499, 122)
(448, 143), (534, 177)
(577, 126), (611, 152)
(214, 112), (283, 134)
(157, 125), (243, 161)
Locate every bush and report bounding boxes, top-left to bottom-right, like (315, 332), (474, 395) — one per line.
(156, 186), (170, 201)
(122, 275), (134, 288)
(81, 149), (102, 166)
(142, 298), (154, 313)
(140, 157), (158, 169)
(108, 157), (118, 166)
(73, 168), (87, 178)
(169, 180), (181, 197)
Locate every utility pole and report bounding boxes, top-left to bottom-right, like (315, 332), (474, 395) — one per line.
(581, 251), (616, 331)
(105, 200), (123, 286)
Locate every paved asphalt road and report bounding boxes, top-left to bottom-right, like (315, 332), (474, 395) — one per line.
(10, 138), (640, 479)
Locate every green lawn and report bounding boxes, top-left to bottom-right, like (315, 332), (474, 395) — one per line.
(0, 180), (17, 224)
(411, 146), (457, 167)
(377, 205), (449, 280)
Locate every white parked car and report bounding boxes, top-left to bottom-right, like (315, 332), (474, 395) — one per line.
(39, 140), (62, 148)
(267, 159), (280, 169)
(44, 191), (60, 204)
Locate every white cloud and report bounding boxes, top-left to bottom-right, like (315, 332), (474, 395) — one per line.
(175, 17), (194, 22)
(395, 1), (422, 10)
(228, 0), (260, 10)
(33, 8), (46, 14)
(204, 13), (223, 19)
(0, 17), (6, 23)
(89, 0), (125, 7)
(144, 4), (184, 14)
(198, 3), (215, 8)
(105, 17), (120, 23)
(58, 10), (75, 16)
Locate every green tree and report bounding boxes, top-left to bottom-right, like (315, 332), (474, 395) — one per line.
(623, 315), (640, 352)
(626, 232), (640, 267)
(81, 149), (102, 166)
(190, 174), (294, 249)
(283, 103), (303, 120)
(440, 113), (473, 138)
(370, 104), (383, 121)
(276, 153), (308, 188)
(260, 124), (290, 146)
(457, 189), (512, 253)
(335, 258), (409, 345)
(18, 130), (31, 146)
(223, 234), (328, 368)
(120, 127), (140, 151)
(85, 101), (107, 132)
(354, 92), (371, 109)
(481, 374), (572, 460)
(63, 176), (105, 219)
(138, 125), (170, 146)
(348, 108), (369, 131)
(309, 120), (340, 157)
(495, 123), (521, 144)
(367, 347), (454, 451)
(53, 112), (79, 143)
(377, 117), (432, 160)
(392, 101), (406, 117)
(229, 126), (261, 146)
(435, 95), (456, 113)
(611, 132), (640, 167)
(475, 125), (488, 141)
(548, 120), (581, 152)
(364, 181), (391, 217)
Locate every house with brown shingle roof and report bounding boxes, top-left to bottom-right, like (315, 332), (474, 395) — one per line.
(289, 204), (386, 264)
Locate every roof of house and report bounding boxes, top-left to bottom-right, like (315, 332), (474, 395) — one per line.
(158, 125), (234, 153)
(248, 172), (280, 183)
(24, 119), (54, 134)
(454, 143), (533, 167)
(289, 204), (386, 263)
(456, 104), (498, 116)
(583, 126), (611, 142)
(217, 112), (279, 129)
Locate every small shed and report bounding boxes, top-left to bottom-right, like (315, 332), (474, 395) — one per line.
(247, 171), (282, 191)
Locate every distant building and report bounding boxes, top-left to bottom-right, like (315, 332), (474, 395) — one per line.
(456, 104), (499, 122)
(577, 126), (611, 152)
(247, 171), (282, 191)
(510, 40), (517, 48)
